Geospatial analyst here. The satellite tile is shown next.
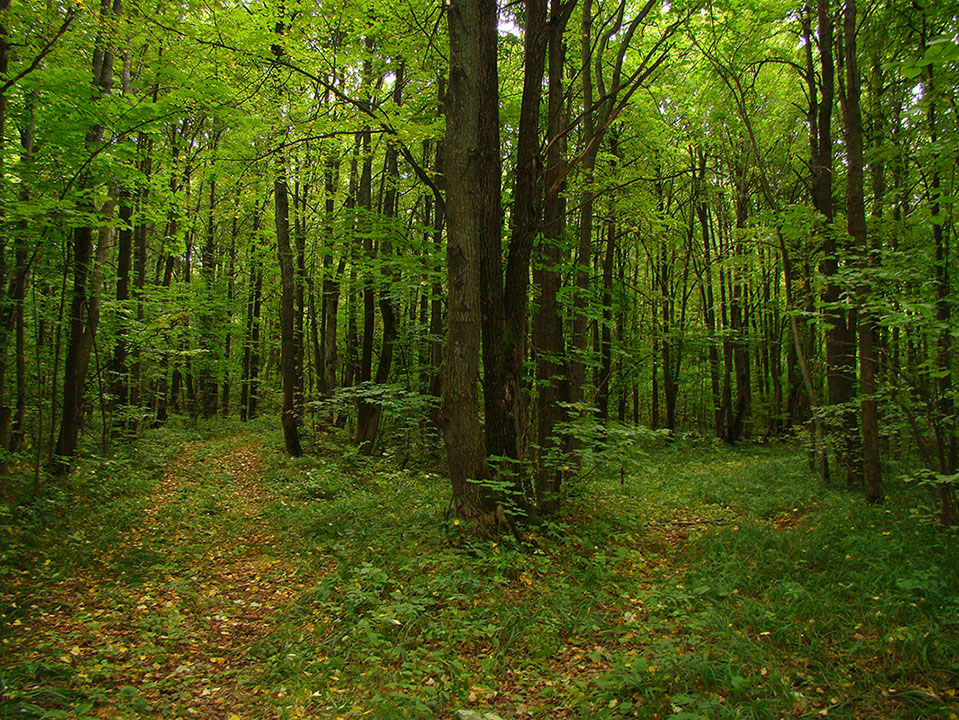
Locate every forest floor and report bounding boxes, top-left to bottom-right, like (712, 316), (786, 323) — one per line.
(2, 420), (959, 720)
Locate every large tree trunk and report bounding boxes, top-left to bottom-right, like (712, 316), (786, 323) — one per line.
(441, 0), (500, 523)
(478, 0), (547, 484)
(569, 0), (597, 415)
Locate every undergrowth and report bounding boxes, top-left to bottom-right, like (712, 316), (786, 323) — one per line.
(1, 421), (957, 719)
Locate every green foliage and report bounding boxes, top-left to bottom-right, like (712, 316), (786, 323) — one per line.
(4, 426), (959, 718)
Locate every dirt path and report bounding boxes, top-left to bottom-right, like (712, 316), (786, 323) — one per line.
(5, 436), (305, 719)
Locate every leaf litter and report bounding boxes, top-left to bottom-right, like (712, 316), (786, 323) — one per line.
(3, 436), (309, 719)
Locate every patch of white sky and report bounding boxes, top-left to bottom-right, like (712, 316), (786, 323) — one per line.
(498, 17), (522, 38)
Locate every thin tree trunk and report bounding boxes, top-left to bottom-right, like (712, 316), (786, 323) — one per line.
(599, 220), (616, 421)
(923, 56), (957, 524)
(221, 210), (237, 416)
(817, 0), (859, 487)
(533, 4), (571, 512)
(695, 152), (723, 438)
(293, 180), (307, 414)
(240, 220), (258, 421)
(198, 170), (219, 418)
(842, 0), (881, 502)
(276, 171), (303, 456)
(52, 0), (118, 474)
(109, 188), (133, 429)
(357, 62), (404, 455)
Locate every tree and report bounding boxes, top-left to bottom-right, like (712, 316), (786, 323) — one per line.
(52, 0), (121, 475)
(440, 0), (500, 524)
(839, 0), (881, 502)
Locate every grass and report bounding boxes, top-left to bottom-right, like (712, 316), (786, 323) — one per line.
(1, 421), (958, 719)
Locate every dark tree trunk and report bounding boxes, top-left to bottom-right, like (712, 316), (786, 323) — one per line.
(923, 57), (957, 524)
(220, 210), (237, 416)
(357, 62), (404, 455)
(240, 213), (263, 422)
(695, 152), (723, 438)
(599, 221), (616, 422)
(816, 0), (859, 487)
(479, 0), (547, 482)
(569, 0), (597, 414)
(841, 0), (881, 503)
(532, 3), (572, 512)
(153, 248), (175, 426)
(317, 152), (342, 402)
(240, 233), (257, 421)
(276, 172), (303, 456)
(109, 189), (133, 429)
(293, 180), (307, 414)
(341, 136), (360, 400)
(198, 171), (219, 418)
(441, 0), (500, 523)
(727, 182), (752, 442)
(358, 117), (375, 406)
(130, 132), (152, 421)
(52, 1), (117, 474)
(426, 120), (445, 430)
(1, 89), (34, 474)
(765, 254), (784, 436)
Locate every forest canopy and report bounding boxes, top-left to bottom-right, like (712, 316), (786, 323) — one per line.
(0, 0), (957, 526)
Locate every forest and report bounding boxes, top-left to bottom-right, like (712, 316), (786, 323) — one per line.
(1, 0), (958, 718)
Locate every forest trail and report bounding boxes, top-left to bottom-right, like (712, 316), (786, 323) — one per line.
(7, 440), (949, 719)
(6, 435), (308, 719)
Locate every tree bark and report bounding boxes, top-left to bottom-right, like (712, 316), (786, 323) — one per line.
(357, 61), (404, 455)
(52, 0), (118, 474)
(275, 171), (303, 456)
(923, 54), (957, 524)
(533, 2), (573, 512)
(479, 0), (547, 480)
(817, 0), (859, 487)
(441, 0), (499, 523)
(198, 168), (220, 418)
(842, 0), (881, 503)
